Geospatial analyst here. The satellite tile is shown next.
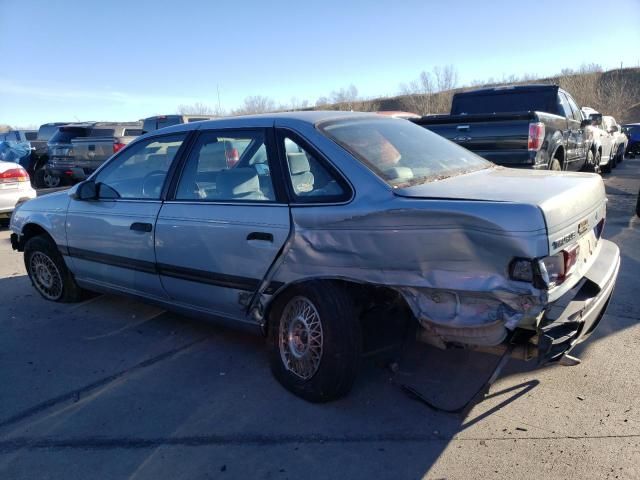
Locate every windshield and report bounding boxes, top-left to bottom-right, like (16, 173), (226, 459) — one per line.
(319, 117), (491, 187)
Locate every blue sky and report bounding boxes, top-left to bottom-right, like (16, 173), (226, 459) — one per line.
(2, 0), (639, 127)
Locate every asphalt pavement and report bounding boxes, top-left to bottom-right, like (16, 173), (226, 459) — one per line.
(1, 160), (639, 479)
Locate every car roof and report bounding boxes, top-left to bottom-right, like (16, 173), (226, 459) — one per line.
(148, 110), (381, 135)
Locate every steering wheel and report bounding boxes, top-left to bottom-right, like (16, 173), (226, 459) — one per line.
(141, 170), (166, 198)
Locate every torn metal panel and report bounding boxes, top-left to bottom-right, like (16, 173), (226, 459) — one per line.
(261, 201), (550, 344)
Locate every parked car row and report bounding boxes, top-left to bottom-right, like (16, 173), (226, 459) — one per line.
(0, 115), (218, 189)
(411, 84), (631, 176)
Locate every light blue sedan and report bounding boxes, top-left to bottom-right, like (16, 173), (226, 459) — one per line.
(10, 112), (620, 401)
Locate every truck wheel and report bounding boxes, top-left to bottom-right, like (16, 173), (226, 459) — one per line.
(583, 150), (597, 172)
(617, 146), (624, 164)
(24, 235), (84, 303)
(268, 281), (362, 402)
(549, 158), (562, 171)
(35, 169), (61, 189)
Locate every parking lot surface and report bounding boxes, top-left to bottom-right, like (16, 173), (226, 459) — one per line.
(1, 162), (639, 479)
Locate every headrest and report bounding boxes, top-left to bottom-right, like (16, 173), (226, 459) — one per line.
(217, 168), (260, 197)
(287, 152), (310, 175)
(384, 167), (413, 180)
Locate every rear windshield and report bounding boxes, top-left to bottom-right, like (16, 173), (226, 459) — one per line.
(38, 125), (64, 140)
(319, 117), (491, 188)
(89, 128), (116, 137)
(451, 90), (558, 115)
(48, 127), (89, 144)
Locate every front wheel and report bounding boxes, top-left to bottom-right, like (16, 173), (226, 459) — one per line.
(268, 282), (362, 402)
(24, 235), (84, 302)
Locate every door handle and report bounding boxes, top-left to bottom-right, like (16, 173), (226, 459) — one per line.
(247, 232), (273, 242)
(130, 222), (153, 232)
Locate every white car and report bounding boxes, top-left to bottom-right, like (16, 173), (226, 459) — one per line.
(581, 107), (615, 173)
(0, 161), (37, 225)
(602, 116), (627, 166)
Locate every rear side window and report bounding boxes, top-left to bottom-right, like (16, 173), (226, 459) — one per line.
(558, 93), (574, 118)
(25, 132), (37, 140)
(565, 95), (583, 122)
(48, 127), (89, 144)
(281, 135), (348, 202)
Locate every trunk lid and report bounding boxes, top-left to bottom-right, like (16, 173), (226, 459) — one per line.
(394, 166), (607, 254)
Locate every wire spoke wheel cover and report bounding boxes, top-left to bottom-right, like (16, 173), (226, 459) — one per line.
(29, 251), (63, 300)
(279, 296), (324, 380)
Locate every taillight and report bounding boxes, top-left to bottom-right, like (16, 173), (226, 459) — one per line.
(113, 142), (126, 153)
(226, 147), (239, 168)
(527, 122), (545, 151)
(0, 167), (29, 183)
(510, 244), (580, 289)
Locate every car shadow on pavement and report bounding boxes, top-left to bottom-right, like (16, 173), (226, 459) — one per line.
(0, 271), (551, 479)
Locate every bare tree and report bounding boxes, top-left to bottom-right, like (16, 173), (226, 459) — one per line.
(399, 65), (458, 114)
(330, 84), (360, 111)
(177, 102), (218, 115)
(232, 95), (276, 115)
(315, 96), (330, 108)
(399, 71), (435, 115)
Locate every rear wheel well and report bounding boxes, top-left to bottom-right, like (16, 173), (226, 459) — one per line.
(553, 146), (565, 165)
(265, 279), (414, 354)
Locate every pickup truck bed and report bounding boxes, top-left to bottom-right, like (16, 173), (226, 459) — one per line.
(414, 111), (568, 168)
(411, 85), (591, 171)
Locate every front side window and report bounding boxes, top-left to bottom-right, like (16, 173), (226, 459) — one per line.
(282, 136), (347, 201)
(319, 117), (491, 188)
(95, 133), (186, 200)
(175, 130), (274, 202)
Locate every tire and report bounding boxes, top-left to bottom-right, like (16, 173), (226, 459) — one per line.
(24, 235), (84, 303)
(549, 157), (562, 171)
(35, 169), (62, 189)
(617, 146), (624, 164)
(583, 150), (597, 173)
(268, 281), (362, 402)
(611, 152), (617, 169)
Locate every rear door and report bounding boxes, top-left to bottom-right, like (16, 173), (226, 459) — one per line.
(66, 133), (188, 298)
(155, 128), (290, 323)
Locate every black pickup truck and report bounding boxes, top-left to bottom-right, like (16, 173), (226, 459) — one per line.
(412, 85), (594, 171)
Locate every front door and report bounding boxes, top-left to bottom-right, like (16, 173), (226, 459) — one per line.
(66, 133), (188, 299)
(155, 129), (290, 323)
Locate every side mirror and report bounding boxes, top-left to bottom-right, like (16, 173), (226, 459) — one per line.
(72, 180), (97, 200)
(589, 113), (603, 126)
(580, 119), (592, 128)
